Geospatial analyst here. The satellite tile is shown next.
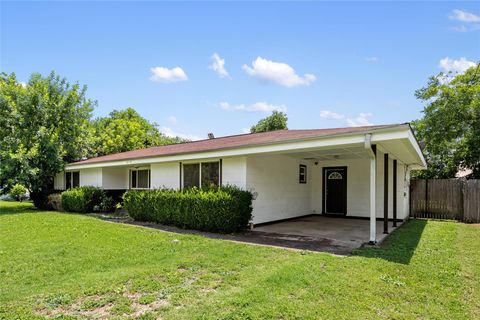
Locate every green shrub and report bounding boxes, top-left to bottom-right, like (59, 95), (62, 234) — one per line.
(123, 186), (253, 233)
(93, 196), (114, 213)
(61, 186), (107, 213)
(31, 189), (56, 210)
(10, 184), (28, 201)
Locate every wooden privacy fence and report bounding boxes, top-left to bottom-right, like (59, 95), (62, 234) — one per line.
(410, 179), (480, 223)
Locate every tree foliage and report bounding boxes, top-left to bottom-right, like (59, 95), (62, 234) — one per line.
(0, 72), (94, 198)
(250, 111), (288, 133)
(89, 108), (185, 157)
(10, 184), (27, 202)
(413, 64), (480, 179)
(0, 72), (188, 208)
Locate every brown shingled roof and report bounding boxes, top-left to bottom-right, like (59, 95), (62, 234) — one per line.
(69, 124), (402, 165)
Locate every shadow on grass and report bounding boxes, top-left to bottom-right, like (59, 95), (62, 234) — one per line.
(0, 201), (37, 215)
(353, 219), (427, 264)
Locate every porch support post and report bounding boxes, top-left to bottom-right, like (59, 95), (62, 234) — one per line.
(369, 151), (377, 243)
(393, 160), (397, 227)
(364, 133), (377, 244)
(384, 153), (389, 234)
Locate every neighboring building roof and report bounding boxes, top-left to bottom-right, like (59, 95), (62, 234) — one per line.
(69, 124), (403, 166)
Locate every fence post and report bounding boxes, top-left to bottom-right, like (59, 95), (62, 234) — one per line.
(460, 180), (465, 221)
(409, 180), (412, 218)
(425, 179), (429, 216)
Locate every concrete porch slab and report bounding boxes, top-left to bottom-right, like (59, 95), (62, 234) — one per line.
(252, 215), (401, 252)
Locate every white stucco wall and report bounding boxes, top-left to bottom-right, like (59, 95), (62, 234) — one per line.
(222, 157), (247, 188)
(54, 172), (64, 190)
(102, 167), (129, 189)
(53, 150), (410, 222)
(151, 162), (180, 189)
(246, 154), (312, 224)
(79, 168), (102, 187)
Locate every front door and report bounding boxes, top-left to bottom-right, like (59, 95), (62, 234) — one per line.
(323, 167), (347, 215)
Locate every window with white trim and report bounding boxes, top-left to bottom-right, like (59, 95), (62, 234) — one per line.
(65, 171), (80, 189)
(130, 169), (150, 189)
(299, 164), (307, 184)
(183, 161), (220, 189)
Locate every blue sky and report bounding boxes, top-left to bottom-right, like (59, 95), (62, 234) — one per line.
(1, 1), (479, 140)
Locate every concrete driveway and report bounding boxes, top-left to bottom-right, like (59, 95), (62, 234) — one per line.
(251, 215), (400, 254)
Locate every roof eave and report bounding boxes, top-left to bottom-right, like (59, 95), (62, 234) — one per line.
(65, 124), (410, 170)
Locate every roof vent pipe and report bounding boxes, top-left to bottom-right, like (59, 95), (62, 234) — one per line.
(208, 133), (215, 139)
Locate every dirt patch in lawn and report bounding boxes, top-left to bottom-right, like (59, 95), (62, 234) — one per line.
(36, 290), (168, 319)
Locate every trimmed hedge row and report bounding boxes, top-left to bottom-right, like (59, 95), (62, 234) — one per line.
(123, 186), (253, 233)
(61, 186), (114, 213)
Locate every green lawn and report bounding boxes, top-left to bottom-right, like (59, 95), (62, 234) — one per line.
(1, 201), (479, 319)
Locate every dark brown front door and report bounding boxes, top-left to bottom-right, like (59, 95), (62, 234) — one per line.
(323, 167), (347, 215)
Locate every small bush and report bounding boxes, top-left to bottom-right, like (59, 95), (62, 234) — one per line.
(123, 186), (253, 233)
(93, 196), (114, 213)
(61, 186), (107, 213)
(10, 184), (28, 202)
(31, 189), (60, 210)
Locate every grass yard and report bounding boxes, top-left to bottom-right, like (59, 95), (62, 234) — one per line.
(1, 201), (479, 319)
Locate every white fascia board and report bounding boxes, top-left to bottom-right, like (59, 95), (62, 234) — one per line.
(407, 129), (427, 168)
(370, 128), (410, 142)
(66, 126), (411, 170)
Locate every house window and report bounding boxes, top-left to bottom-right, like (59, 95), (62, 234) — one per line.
(130, 169), (150, 189)
(183, 164), (200, 188)
(65, 171), (80, 189)
(183, 161), (220, 189)
(201, 162), (220, 188)
(299, 165), (307, 184)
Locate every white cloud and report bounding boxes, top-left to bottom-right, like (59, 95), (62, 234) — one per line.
(320, 110), (373, 127)
(451, 25), (469, 32)
(209, 53), (229, 78)
(242, 57), (316, 87)
(449, 9), (480, 23)
(167, 116), (178, 125)
(320, 110), (345, 120)
(220, 101), (287, 113)
(439, 57), (476, 74)
(365, 56), (379, 63)
(160, 127), (202, 141)
(149, 66), (188, 83)
(18, 81), (27, 88)
(240, 128), (250, 134)
(346, 113), (373, 127)
(449, 9), (480, 32)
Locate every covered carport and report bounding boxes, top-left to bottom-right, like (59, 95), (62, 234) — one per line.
(247, 126), (426, 246)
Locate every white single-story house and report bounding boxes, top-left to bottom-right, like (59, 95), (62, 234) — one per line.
(55, 123), (426, 243)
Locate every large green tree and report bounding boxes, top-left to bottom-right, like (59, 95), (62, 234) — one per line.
(0, 72), (94, 206)
(89, 108), (185, 157)
(413, 64), (480, 179)
(250, 111), (288, 133)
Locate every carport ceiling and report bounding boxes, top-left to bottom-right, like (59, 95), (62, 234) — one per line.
(287, 146), (369, 161)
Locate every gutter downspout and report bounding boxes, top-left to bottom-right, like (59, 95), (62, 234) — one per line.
(365, 133), (377, 244)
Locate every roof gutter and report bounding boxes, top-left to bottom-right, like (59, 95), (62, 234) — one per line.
(364, 133), (375, 159)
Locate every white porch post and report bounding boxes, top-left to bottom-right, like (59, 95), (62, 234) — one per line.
(369, 156), (376, 243)
(364, 134), (377, 244)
